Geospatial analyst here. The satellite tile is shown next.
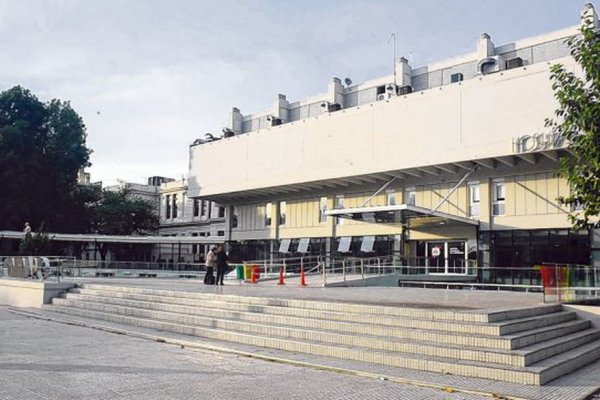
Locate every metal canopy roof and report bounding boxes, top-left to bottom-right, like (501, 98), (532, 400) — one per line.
(0, 231), (221, 244)
(324, 204), (479, 227)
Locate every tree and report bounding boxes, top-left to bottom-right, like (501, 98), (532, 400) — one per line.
(0, 86), (92, 232)
(91, 187), (160, 260)
(548, 7), (600, 230)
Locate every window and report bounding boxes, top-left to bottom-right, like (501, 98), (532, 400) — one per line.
(279, 201), (286, 225)
(404, 187), (416, 206)
(492, 180), (505, 216)
(335, 195), (344, 225)
(265, 203), (272, 226)
(172, 194), (178, 218)
(468, 182), (480, 217)
(191, 232), (198, 254)
(207, 201), (212, 219)
(386, 190), (396, 206)
(199, 200), (206, 217)
(193, 199), (200, 217)
(217, 230), (225, 237)
(165, 195), (171, 219)
(319, 197), (328, 223)
(231, 207), (238, 228)
(218, 206), (225, 218)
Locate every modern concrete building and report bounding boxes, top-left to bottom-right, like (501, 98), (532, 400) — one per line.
(186, 4), (599, 281)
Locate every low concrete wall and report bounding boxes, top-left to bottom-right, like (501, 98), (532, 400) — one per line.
(325, 275), (400, 287)
(565, 305), (600, 329)
(0, 279), (75, 308)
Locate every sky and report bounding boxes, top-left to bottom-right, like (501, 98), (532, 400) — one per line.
(0, 0), (593, 186)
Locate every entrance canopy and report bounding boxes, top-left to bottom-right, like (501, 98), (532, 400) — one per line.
(324, 204), (478, 228)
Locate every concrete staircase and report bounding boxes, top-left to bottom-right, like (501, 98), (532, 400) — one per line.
(45, 283), (600, 386)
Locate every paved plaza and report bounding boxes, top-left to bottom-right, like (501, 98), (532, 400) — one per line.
(0, 306), (486, 400)
(3, 279), (600, 399)
(67, 276), (544, 312)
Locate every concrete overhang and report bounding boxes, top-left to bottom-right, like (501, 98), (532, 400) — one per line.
(194, 148), (568, 204)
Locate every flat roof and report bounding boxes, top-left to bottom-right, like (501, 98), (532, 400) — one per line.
(0, 231), (221, 244)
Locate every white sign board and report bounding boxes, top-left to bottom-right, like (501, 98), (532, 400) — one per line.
(360, 236), (375, 253)
(297, 238), (310, 253)
(278, 238), (291, 253)
(338, 236), (352, 253)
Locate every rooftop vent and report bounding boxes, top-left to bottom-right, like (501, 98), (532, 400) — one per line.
(398, 85), (413, 95)
(450, 73), (464, 83)
(506, 57), (524, 69)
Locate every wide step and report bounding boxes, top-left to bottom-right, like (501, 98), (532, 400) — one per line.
(44, 284), (600, 386)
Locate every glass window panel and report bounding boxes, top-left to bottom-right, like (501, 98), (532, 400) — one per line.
(319, 197), (328, 223)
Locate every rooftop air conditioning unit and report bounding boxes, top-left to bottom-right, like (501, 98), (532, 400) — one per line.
(450, 72), (464, 83)
(266, 115), (282, 126)
(506, 57), (524, 69)
(376, 93), (389, 101)
(398, 85), (413, 95)
(385, 84), (397, 96)
(321, 102), (342, 112)
(222, 128), (235, 138)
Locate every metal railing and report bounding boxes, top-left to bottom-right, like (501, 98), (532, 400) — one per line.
(320, 255), (477, 285)
(1, 256), (77, 283)
(242, 255), (322, 279)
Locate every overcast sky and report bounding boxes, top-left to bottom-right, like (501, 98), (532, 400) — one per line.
(0, 0), (592, 186)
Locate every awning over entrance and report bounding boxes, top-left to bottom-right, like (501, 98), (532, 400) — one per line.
(324, 204), (478, 228)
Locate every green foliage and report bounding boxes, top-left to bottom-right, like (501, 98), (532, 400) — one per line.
(19, 224), (54, 255)
(92, 187), (159, 235)
(91, 187), (159, 260)
(548, 16), (600, 230)
(0, 86), (92, 232)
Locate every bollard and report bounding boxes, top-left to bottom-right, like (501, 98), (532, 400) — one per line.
(278, 266), (285, 285)
(250, 266), (259, 284)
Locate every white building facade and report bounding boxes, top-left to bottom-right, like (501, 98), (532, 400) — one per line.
(186, 5), (600, 281)
(158, 179), (227, 263)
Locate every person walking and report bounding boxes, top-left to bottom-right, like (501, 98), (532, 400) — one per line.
(215, 244), (228, 286)
(204, 247), (216, 285)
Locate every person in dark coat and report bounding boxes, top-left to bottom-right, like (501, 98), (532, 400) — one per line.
(215, 244), (228, 286)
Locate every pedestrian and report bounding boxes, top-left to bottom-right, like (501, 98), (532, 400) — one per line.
(204, 247), (216, 285)
(23, 222), (31, 238)
(215, 244), (228, 286)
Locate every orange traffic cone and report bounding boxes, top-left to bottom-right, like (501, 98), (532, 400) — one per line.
(278, 267), (285, 285)
(299, 265), (307, 287)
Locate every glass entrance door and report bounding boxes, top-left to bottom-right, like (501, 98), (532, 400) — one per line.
(447, 241), (466, 274)
(427, 242), (446, 273)
(416, 240), (468, 275)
